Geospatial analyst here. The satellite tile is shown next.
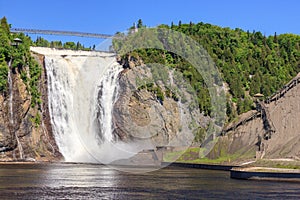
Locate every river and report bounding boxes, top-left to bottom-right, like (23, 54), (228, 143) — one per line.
(0, 163), (299, 199)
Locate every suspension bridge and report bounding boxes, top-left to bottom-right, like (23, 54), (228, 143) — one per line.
(10, 28), (114, 39)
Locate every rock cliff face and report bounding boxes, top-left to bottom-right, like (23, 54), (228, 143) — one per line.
(0, 52), (61, 161)
(264, 82), (300, 159)
(113, 62), (210, 147)
(209, 77), (300, 162)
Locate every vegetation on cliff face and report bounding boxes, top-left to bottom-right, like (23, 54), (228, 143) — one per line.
(114, 19), (300, 122)
(0, 17), (61, 161)
(0, 16), (42, 116)
(0, 54), (8, 91)
(0, 17), (10, 93)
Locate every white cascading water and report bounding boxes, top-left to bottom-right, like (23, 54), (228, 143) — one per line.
(8, 59), (24, 159)
(94, 64), (121, 143)
(31, 47), (142, 163)
(8, 59), (13, 125)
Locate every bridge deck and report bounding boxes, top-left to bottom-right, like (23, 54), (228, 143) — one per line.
(10, 28), (114, 39)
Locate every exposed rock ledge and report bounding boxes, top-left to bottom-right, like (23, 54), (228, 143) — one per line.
(113, 63), (210, 147)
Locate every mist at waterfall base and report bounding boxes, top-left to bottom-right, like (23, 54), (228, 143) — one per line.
(37, 47), (151, 164)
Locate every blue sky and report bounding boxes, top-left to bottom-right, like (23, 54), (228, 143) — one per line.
(1, 0), (299, 47)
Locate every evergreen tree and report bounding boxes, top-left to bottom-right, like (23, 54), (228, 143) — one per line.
(0, 17), (10, 34)
(274, 32), (278, 43)
(137, 19), (143, 29)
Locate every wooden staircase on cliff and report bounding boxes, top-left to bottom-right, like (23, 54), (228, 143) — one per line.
(220, 72), (300, 139)
(265, 73), (300, 104)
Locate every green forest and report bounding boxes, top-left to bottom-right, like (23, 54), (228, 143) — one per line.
(0, 17), (42, 108)
(1, 16), (300, 123)
(114, 20), (300, 122)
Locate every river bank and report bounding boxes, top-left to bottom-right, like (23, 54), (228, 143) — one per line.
(230, 167), (300, 182)
(163, 157), (300, 182)
(1, 156), (300, 182)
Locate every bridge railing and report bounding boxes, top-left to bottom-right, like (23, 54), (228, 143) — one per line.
(200, 72), (300, 148)
(221, 111), (261, 135)
(220, 73), (300, 137)
(10, 28), (114, 39)
(265, 75), (300, 104)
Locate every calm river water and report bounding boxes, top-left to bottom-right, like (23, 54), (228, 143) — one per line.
(0, 163), (299, 199)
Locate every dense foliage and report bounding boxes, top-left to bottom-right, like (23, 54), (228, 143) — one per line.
(0, 17), (42, 108)
(171, 22), (300, 119)
(34, 36), (94, 51)
(114, 19), (300, 121)
(0, 17), (11, 93)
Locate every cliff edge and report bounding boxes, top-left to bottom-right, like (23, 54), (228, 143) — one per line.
(209, 74), (300, 162)
(0, 51), (61, 161)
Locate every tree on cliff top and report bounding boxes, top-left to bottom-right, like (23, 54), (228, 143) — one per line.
(137, 19), (144, 29)
(0, 17), (10, 34)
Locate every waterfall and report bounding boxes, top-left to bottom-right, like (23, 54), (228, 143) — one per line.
(8, 59), (13, 125)
(7, 58), (24, 160)
(93, 64), (122, 143)
(32, 47), (141, 163)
